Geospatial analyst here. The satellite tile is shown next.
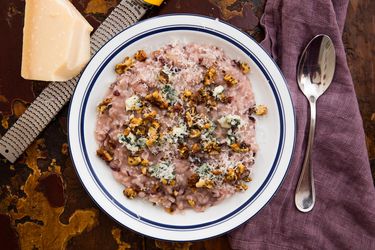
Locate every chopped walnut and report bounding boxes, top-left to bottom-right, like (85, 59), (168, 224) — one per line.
(211, 169), (223, 175)
(141, 166), (148, 175)
(150, 183), (160, 194)
(151, 120), (160, 129)
(236, 182), (248, 192)
(224, 74), (238, 87)
(195, 179), (213, 188)
(203, 66), (217, 85)
(189, 129), (201, 138)
(185, 111), (193, 127)
(146, 126), (159, 146)
(165, 207), (174, 213)
(97, 98), (112, 114)
(158, 70), (169, 84)
(203, 141), (221, 154)
(191, 143), (201, 153)
(202, 123), (211, 129)
(219, 95), (233, 104)
(172, 103), (183, 113)
(141, 159), (149, 166)
(143, 110), (157, 120)
(187, 199), (196, 207)
(145, 91), (169, 109)
(206, 96), (217, 108)
(123, 127), (131, 136)
(235, 163), (246, 175)
(128, 156), (142, 166)
(183, 90), (192, 98)
(255, 105), (268, 116)
(239, 62), (250, 74)
(188, 173), (199, 187)
(230, 143), (250, 153)
(129, 117), (143, 128)
(134, 126), (146, 136)
(96, 147), (113, 162)
(198, 87), (210, 98)
(225, 168), (237, 182)
(189, 92), (203, 105)
(243, 176), (252, 182)
(123, 187), (137, 199)
(115, 57), (134, 74)
(178, 145), (189, 159)
(134, 50), (147, 61)
(160, 178), (175, 186)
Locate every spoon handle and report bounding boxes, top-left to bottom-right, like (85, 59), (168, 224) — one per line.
(295, 97), (316, 212)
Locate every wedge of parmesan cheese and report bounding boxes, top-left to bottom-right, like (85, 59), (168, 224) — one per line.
(21, 0), (93, 81)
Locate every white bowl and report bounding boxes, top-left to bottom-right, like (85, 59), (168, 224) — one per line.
(68, 14), (295, 241)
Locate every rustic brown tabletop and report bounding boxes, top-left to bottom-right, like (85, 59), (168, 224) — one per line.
(0, 0), (374, 249)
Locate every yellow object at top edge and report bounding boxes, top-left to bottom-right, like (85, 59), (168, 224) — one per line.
(144, 0), (164, 6)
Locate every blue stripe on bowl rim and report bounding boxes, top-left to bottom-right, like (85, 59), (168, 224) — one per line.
(77, 24), (286, 231)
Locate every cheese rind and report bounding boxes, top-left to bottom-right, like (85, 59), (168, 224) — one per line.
(21, 0), (93, 82)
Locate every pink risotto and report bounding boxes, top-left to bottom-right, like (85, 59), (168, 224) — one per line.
(95, 43), (266, 212)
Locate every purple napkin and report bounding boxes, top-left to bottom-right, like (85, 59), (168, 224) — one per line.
(228, 0), (375, 249)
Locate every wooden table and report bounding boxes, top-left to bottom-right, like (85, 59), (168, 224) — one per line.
(0, 0), (373, 249)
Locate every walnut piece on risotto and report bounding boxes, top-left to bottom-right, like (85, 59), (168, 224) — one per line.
(115, 56), (134, 74)
(134, 50), (147, 61)
(97, 98), (112, 114)
(187, 199), (196, 207)
(203, 66), (217, 85)
(255, 105), (268, 116)
(195, 179), (213, 189)
(158, 70), (169, 84)
(96, 147), (113, 162)
(128, 156), (142, 166)
(225, 168), (237, 182)
(145, 90), (169, 109)
(230, 143), (250, 153)
(236, 182), (248, 192)
(191, 143), (201, 153)
(123, 187), (137, 199)
(239, 62), (250, 74)
(224, 74), (238, 87)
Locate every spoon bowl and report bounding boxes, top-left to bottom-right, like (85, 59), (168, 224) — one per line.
(295, 34), (336, 212)
(297, 35), (336, 99)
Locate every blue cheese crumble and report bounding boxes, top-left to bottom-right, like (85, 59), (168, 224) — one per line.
(149, 161), (175, 180)
(161, 84), (179, 105)
(218, 114), (243, 129)
(195, 163), (215, 180)
(170, 122), (188, 142)
(125, 95), (142, 111)
(118, 132), (146, 153)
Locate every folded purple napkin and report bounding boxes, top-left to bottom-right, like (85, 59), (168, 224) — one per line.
(228, 0), (375, 249)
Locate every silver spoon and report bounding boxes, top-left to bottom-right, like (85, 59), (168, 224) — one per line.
(295, 34), (336, 212)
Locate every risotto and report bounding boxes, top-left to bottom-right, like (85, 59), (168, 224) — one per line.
(95, 43), (267, 212)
